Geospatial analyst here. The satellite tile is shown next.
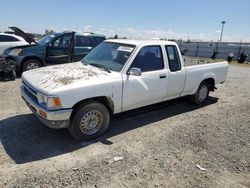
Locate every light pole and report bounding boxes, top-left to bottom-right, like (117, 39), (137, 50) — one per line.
(219, 21), (226, 42)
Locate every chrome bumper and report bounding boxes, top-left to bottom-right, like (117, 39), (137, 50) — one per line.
(20, 85), (72, 128)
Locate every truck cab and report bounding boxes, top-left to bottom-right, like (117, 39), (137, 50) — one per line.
(3, 27), (105, 72)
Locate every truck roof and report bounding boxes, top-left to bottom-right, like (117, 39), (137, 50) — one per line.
(106, 39), (177, 46)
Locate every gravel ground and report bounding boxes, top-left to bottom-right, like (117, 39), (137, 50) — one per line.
(0, 64), (249, 188)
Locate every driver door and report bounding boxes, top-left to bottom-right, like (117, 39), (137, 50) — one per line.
(122, 45), (168, 111)
(46, 33), (74, 65)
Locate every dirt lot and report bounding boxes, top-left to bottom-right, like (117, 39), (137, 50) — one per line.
(0, 64), (249, 188)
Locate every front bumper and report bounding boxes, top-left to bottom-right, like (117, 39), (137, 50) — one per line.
(3, 55), (24, 71)
(20, 85), (72, 129)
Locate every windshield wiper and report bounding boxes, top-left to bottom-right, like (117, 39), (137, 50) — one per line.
(81, 59), (88, 66)
(89, 63), (111, 73)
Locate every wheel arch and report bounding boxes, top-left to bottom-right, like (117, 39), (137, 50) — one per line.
(70, 96), (115, 119)
(21, 56), (44, 70)
(200, 77), (215, 91)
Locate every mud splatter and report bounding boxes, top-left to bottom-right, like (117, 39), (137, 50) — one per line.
(24, 62), (108, 90)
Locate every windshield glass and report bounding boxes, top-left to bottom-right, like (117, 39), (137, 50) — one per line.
(83, 42), (136, 72)
(37, 34), (56, 45)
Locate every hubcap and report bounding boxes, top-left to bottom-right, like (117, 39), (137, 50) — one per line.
(199, 85), (208, 102)
(27, 62), (39, 70)
(80, 110), (103, 135)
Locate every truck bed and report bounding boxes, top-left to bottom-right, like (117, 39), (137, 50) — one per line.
(183, 56), (222, 67)
(181, 56), (228, 97)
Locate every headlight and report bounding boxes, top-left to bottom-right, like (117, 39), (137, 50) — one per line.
(8, 48), (22, 56)
(39, 94), (62, 110)
(47, 96), (62, 109)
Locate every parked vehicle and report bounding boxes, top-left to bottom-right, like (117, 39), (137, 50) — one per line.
(20, 40), (228, 141)
(3, 27), (106, 72)
(0, 33), (28, 56)
(0, 58), (16, 81)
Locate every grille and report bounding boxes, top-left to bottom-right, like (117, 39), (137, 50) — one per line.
(23, 81), (38, 103)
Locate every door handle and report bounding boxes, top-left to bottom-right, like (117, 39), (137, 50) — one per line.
(159, 74), (166, 79)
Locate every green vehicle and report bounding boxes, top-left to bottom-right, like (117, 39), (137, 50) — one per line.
(3, 27), (106, 72)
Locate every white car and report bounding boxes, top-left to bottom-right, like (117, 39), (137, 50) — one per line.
(20, 39), (228, 141)
(0, 33), (28, 56)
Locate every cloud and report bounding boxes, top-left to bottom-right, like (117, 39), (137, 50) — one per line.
(1, 24), (247, 42)
(83, 25), (93, 32)
(93, 27), (248, 42)
(94, 27), (187, 40)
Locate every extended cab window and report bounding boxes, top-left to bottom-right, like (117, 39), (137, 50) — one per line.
(131, 46), (164, 72)
(165, 45), (181, 72)
(75, 36), (92, 47)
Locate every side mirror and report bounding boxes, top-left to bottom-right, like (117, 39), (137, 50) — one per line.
(48, 42), (53, 47)
(127, 67), (141, 76)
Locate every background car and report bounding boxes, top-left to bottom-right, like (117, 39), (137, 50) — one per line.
(3, 27), (106, 72)
(0, 33), (28, 57)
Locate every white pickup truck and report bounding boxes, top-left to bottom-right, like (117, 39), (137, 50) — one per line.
(20, 39), (228, 141)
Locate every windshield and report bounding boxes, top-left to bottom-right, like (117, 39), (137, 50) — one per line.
(37, 34), (56, 45)
(82, 42), (136, 72)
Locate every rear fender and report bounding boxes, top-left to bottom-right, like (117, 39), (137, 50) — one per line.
(191, 73), (216, 94)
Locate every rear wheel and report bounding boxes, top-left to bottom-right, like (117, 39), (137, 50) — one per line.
(22, 59), (42, 72)
(190, 81), (210, 105)
(69, 101), (110, 141)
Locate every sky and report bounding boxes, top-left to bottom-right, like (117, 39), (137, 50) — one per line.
(0, 0), (250, 42)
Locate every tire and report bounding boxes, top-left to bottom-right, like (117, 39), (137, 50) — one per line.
(69, 101), (110, 141)
(22, 59), (42, 72)
(190, 81), (210, 105)
(10, 70), (16, 80)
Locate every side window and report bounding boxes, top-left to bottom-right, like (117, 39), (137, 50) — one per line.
(0, 35), (3, 42)
(131, 46), (164, 72)
(0, 35), (19, 42)
(93, 36), (105, 45)
(75, 36), (92, 47)
(6, 36), (19, 42)
(165, 45), (181, 72)
(52, 34), (72, 47)
(52, 36), (61, 47)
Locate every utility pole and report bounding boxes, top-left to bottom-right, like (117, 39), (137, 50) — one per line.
(219, 21), (226, 42)
(238, 39), (242, 59)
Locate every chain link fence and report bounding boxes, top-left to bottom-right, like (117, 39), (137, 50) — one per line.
(176, 41), (250, 62)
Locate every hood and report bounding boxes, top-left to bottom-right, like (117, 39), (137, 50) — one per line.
(3, 44), (38, 56)
(22, 62), (111, 93)
(7, 44), (37, 50)
(9, 26), (36, 44)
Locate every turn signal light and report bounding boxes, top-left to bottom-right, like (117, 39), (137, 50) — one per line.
(39, 110), (47, 118)
(53, 97), (62, 107)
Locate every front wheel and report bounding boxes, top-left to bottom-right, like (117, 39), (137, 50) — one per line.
(69, 101), (110, 141)
(190, 82), (210, 105)
(10, 70), (16, 80)
(22, 59), (42, 72)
